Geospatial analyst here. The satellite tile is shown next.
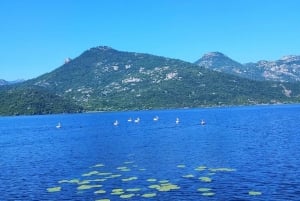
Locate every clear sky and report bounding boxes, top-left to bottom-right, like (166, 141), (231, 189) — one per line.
(1, 0), (300, 80)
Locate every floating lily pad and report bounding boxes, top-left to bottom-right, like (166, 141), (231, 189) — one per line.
(82, 171), (99, 177)
(120, 193), (135, 198)
(92, 164), (105, 168)
(202, 192), (215, 196)
(47, 186), (61, 192)
(98, 172), (113, 176)
(195, 166), (207, 171)
(177, 164), (186, 168)
(78, 180), (90, 185)
(117, 166), (128, 170)
(124, 161), (135, 164)
(122, 177), (138, 182)
(148, 184), (161, 189)
(142, 193), (157, 198)
(95, 199), (110, 201)
(58, 179), (80, 184)
(94, 189), (106, 194)
(77, 184), (102, 190)
(199, 177), (212, 182)
(157, 183), (180, 192)
(139, 168), (146, 171)
(209, 168), (236, 172)
(197, 188), (212, 192)
(182, 174), (194, 178)
(106, 174), (122, 179)
(159, 180), (169, 183)
(249, 191), (262, 196)
(126, 188), (141, 192)
(147, 178), (157, 182)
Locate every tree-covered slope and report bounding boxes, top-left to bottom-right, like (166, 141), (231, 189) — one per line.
(0, 85), (83, 116)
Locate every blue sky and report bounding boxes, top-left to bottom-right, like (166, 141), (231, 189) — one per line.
(1, 0), (300, 80)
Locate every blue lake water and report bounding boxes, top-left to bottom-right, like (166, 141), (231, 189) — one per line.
(1, 105), (300, 200)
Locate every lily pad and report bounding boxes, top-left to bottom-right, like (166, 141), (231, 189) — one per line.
(142, 193), (157, 198)
(209, 168), (236, 172)
(177, 164), (186, 168)
(147, 178), (157, 182)
(126, 188), (141, 192)
(197, 188), (212, 192)
(249, 191), (262, 196)
(47, 186), (61, 192)
(199, 177), (212, 182)
(202, 192), (215, 196)
(94, 189), (106, 194)
(122, 177), (138, 182)
(77, 184), (102, 190)
(182, 174), (194, 178)
(82, 171), (99, 177)
(120, 193), (135, 198)
(95, 199), (110, 201)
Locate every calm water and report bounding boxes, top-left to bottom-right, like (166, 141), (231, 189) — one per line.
(1, 105), (300, 201)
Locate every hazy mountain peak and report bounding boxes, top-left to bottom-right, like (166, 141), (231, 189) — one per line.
(280, 55), (300, 62)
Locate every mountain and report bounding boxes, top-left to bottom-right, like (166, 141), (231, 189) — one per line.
(21, 46), (299, 111)
(0, 79), (25, 86)
(0, 85), (83, 115)
(196, 52), (300, 82)
(0, 79), (9, 86)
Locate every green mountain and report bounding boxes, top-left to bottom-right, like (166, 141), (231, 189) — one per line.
(27, 46), (300, 109)
(1, 46), (300, 116)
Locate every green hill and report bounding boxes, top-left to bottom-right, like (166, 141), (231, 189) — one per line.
(1, 46), (300, 115)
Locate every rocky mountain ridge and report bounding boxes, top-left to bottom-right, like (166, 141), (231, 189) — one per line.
(196, 52), (300, 82)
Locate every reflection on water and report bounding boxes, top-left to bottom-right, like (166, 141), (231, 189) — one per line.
(0, 105), (300, 200)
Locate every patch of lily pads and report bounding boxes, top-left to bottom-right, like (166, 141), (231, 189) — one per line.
(47, 159), (261, 200)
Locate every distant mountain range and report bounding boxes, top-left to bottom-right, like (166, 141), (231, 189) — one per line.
(1, 46), (300, 116)
(0, 79), (25, 86)
(195, 52), (300, 82)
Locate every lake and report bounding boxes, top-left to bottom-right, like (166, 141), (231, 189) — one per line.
(1, 105), (300, 201)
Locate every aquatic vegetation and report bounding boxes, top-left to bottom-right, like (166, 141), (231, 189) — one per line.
(124, 161), (135, 164)
(89, 178), (106, 182)
(122, 177), (138, 182)
(142, 193), (157, 198)
(111, 189), (125, 195)
(195, 166), (207, 171)
(117, 166), (128, 170)
(77, 180), (90, 185)
(148, 184), (161, 189)
(126, 188), (141, 192)
(197, 188), (212, 192)
(202, 192), (215, 196)
(58, 179), (80, 184)
(139, 168), (146, 171)
(157, 183), (180, 192)
(94, 189), (106, 194)
(199, 177), (212, 182)
(182, 174), (194, 178)
(82, 171), (99, 177)
(120, 193), (135, 198)
(249, 191), (262, 196)
(147, 178), (157, 182)
(209, 168), (236, 172)
(177, 164), (186, 168)
(47, 186), (61, 192)
(95, 199), (110, 201)
(92, 163), (105, 168)
(97, 172), (112, 176)
(105, 174), (121, 179)
(159, 180), (169, 183)
(77, 184), (102, 190)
